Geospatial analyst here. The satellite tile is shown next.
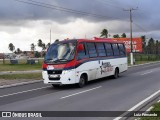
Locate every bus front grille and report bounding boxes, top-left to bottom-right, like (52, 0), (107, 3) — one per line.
(47, 70), (62, 74)
(49, 77), (60, 80)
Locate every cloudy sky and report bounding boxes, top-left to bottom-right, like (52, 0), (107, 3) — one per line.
(0, 0), (160, 53)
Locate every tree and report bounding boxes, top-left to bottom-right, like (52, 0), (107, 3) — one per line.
(141, 36), (146, 53)
(158, 42), (160, 54)
(46, 43), (51, 48)
(35, 51), (41, 58)
(121, 33), (126, 38)
(54, 39), (59, 43)
(8, 43), (15, 53)
(42, 43), (46, 51)
(31, 43), (36, 57)
(31, 43), (36, 52)
(100, 29), (108, 38)
(113, 34), (120, 38)
(23, 51), (27, 55)
(155, 40), (159, 54)
(17, 48), (21, 54)
(147, 38), (155, 54)
(38, 39), (43, 48)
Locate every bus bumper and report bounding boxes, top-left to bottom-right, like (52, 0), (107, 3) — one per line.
(42, 70), (77, 85)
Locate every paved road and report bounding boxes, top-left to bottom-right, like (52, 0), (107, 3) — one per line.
(0, 63), (160, 120)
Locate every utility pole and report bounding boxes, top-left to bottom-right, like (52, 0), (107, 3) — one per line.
(124, 8), (138, 65)
(50, 29), (51, 44)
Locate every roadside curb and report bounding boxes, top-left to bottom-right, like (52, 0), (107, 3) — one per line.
(0, 80), (43, 89)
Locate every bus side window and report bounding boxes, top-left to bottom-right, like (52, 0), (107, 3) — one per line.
(77, 43), (88, 60)
(96, 43), (106, 57)
(105, 43), (113, 56)
(112, 43), (120, 56)
(118, 44), (126, 56)
(87, 42), (98, 58)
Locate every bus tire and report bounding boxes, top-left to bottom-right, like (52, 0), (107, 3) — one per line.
(52, 84), (60, 88)
(113, 68), (119, 79)
(78, 75), (86, 88)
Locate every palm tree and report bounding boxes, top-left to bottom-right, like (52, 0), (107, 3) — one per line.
(31, 43), (36, 51)
(100, 29), (108, 38)
(38, 39), (43, 48)
(8, 43), (15, 53)
(31, 43), (36, 57)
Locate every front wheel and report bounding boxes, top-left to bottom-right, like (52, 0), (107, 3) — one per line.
(113, 68), (119, 79)
(77, 75), (86, 88)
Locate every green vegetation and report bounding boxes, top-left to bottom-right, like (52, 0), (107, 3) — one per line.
(0, 73), (42, 80)
(0, 58), (44, 64)
(152, 102), (160, 111)
(128, 54), (160, 65)
(0, 64), (42, 71)
(140, 102), (160, 120)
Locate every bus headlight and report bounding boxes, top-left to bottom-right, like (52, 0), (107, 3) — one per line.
(63, 70), (68, 74)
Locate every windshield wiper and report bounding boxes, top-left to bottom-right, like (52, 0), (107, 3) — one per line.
(44, 59), (55, 63)
(54, 59), (68, 62)
(45, 58), (69, 63)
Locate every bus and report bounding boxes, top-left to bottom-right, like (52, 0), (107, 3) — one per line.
(42, 38), (128, 88)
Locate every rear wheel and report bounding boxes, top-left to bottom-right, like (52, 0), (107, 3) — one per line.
(78, 75), (86, 88)
(113, 68), (119, 79)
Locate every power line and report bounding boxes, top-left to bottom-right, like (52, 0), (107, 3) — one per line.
(14, 0), (149, 38)
(97, 0), (147, 34)
(95, 0), (124, 10)
(14, 0), (122, 20)
(133, 22), (148, 33)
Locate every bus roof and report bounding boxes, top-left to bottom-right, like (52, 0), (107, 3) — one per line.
(52, 38), (124, 44)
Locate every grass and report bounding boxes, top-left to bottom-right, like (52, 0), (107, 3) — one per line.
(128, 60), (160, 66)
(0, 64), (42, 71)
(135, 61), (159, 65)
(140, 102), (160, 120)
(152, 102), (160, 111)
(0, 73), (42, 80)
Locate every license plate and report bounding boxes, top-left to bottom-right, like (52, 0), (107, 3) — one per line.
(49, 75), (59, 78)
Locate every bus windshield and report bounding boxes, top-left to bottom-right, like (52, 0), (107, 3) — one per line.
(44, 42), (76, 63)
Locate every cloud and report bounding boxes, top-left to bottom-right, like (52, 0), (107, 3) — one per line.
(1, 0), (160, 53)
(0, 0), (159, 30)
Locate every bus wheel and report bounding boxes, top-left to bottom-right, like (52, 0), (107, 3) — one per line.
(52, 84), (60, 88)
(113, 68), (119, 79)
(78, 75), (86, 88)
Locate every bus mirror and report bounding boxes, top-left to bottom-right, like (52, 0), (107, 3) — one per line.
(78, 44), (84, 51)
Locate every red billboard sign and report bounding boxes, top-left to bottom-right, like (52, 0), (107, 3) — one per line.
(111, 38), (142, 53)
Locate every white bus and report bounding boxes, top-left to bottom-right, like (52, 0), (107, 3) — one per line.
(42, 38), (128, 87)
